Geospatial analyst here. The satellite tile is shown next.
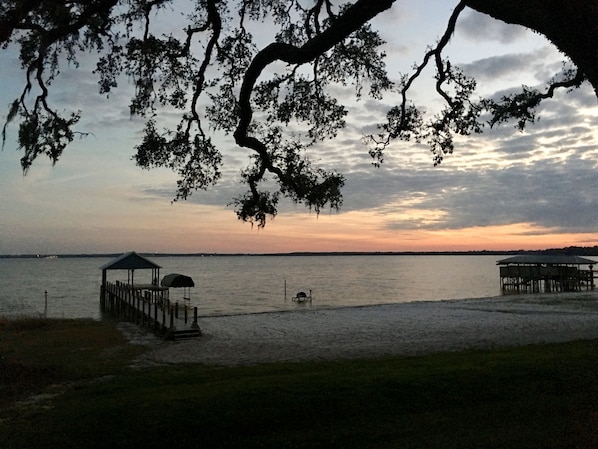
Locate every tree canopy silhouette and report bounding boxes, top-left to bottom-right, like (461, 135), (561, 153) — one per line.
(1, 0), (596, 227)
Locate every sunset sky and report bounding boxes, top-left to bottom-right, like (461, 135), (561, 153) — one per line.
(1, 0), (597, 255)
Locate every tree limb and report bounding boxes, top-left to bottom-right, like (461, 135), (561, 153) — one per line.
(464, 0), (598, 96)
(232, 0), (392, 210)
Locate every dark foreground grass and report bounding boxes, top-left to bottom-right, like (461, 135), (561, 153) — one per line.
(1, 318), (597, 449)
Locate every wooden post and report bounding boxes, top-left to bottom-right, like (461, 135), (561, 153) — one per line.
(120, 291), (127, 318)
(136, 296), (140, 323)
(141, 299), (145, 326)
(154, 303), (158, 330)
(192, 307), (199, 329)
(123, 287), (128, 319)
(129, 289), (133, 320)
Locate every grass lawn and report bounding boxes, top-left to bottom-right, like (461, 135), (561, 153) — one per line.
(1, 317), (597, 449)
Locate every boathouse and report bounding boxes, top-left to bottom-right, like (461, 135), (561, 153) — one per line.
(497, 255), (596, 294)
(100, 252), (200, 340)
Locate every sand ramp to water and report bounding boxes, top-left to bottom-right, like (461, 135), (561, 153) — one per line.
(123, 293), (598, 367)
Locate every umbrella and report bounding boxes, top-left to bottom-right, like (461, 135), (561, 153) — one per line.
(161, 273), (195, 288)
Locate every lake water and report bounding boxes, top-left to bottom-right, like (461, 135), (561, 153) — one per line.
(0, 255), (505, 319)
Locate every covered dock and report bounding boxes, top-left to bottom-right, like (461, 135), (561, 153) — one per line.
(100, 252), (200, 340)
(498, 255), (596, 294)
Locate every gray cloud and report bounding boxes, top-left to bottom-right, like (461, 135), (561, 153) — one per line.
(348, 157), (598, 234)
(462, 53), (540, 81)
(458, 10), (529, 44)
(460, 47), (562, 84)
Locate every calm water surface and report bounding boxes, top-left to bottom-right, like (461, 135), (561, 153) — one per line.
(0, 255), (503, 319)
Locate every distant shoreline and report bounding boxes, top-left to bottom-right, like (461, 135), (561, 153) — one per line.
(2, 247), (598, 259)
(0, 251), (517, 259)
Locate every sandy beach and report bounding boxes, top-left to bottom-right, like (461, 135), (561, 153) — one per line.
(123, 292), (598, 367)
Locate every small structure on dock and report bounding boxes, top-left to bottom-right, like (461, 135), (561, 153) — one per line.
(498, 255), (596, 294)
(100, 252), (200, 340)
(161, 273), (195, 301)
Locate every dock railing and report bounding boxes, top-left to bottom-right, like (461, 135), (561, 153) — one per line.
(100, 281), (200, 340)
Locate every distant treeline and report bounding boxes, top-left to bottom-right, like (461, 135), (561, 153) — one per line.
(536, 246), (598, 257)
(2, 246), (598, 259)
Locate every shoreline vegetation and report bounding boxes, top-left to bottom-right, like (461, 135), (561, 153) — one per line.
(2, 245), (598, 258)
(1, 316), (597, 448)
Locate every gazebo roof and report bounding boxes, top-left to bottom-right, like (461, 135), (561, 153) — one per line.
(497, 255), (597, 266)
(100, 251), (161, 271)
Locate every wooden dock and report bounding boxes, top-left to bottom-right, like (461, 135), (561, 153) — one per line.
(100, 281), (201, 340)
(497, 255), (596, 295)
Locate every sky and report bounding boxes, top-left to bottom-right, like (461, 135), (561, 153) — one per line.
(1, 0), (597, 255)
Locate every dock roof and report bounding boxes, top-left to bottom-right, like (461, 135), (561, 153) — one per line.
(497, 255), (597, 266)
(100, 251), (161, 270)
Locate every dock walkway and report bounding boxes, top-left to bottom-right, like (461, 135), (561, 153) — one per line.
(100, 281), (200, 340)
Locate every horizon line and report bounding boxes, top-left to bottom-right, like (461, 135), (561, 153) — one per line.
(2, 246), (598, 258)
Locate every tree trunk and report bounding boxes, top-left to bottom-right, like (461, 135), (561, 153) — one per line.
(463, 0), (598, 98)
